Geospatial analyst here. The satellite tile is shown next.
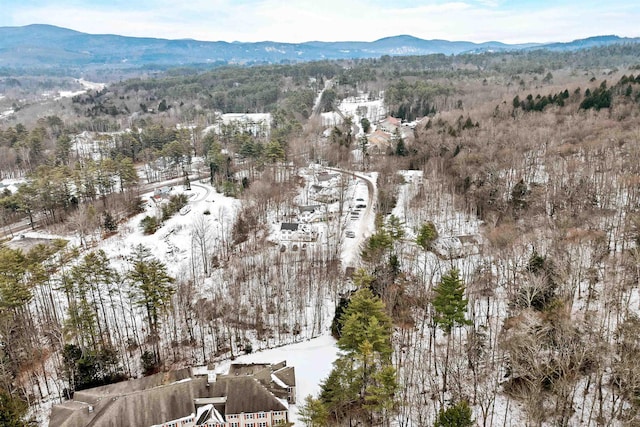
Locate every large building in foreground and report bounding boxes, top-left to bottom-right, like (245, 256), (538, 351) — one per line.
(153, 375), (289, 427)
(49, 362), (295, 427)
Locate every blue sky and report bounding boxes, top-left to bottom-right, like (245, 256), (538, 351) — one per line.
(1, 0), (639, 43)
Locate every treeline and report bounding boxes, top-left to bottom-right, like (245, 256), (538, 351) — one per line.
(513, 89), (571, 112)
(384, 79), (451, 121)
(0, 243), (177, 409)
(0, 118), (64, 177)
(0, 155), (140, 232)
(111, 61), (341, 116)
(11, 43), (638, 135)
(512, 74), (640, 114)
(0, 121), (148, 243)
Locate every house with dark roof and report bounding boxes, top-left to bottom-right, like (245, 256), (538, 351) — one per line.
(152, 364), (294, 427)
(226, 361), (296, 404)
(49, 368), (208, 427)
(207, 376), (289, 426)
(50, 362), (295, 427)
(280, 223), (299, 232)
(279, 222), (299, 240)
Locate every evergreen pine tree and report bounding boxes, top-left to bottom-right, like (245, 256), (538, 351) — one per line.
(298, 395), (329, 426)
(432, 268), (471, 334)
(395, 134), (408, 156)
(416, 221), (438, 251)
(434, 400), (474, 427)
(319, 288), (397, 425)
(338, 288), (393, 358)
(432, 268), (471, 393)
(0, 388), (30, 427)
(127, 245), (175, 363)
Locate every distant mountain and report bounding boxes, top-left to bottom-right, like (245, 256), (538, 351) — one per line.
(531, 35), (640, 51)
(303, 35), (534, 56)
(0, 24), (638, 71)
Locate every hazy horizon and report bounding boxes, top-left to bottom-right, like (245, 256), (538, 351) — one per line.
(2, 0), (639, 45)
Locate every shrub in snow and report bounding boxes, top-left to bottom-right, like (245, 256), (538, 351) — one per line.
(140, 215), (160, 234)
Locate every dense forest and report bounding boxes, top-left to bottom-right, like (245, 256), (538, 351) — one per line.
(2, 43), (640, 426)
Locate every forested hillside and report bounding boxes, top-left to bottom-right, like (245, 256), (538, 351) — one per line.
(2, 44), (640, 426)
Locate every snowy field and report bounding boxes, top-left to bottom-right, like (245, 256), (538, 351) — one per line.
(99, 181), (240, 277)
(202, 113), (272, 137)
(338, 95), (386, 123)
(320, 94), (386, 129)
(0, 177), (25, 193)
(13, 167), (349, 425)
(56, 79), (106, 100)
(214, 334), (339, 424)
(0, 108), (14, 119)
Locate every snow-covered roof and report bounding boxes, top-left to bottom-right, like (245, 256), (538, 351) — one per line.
(271, 373), (288, 389)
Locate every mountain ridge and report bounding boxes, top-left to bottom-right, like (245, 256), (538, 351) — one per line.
(1, 24), (639, 71)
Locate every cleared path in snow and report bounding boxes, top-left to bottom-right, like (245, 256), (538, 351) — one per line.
(326, 167), (377, 271)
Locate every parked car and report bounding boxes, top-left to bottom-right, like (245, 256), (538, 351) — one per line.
(346, 230), (356, 238)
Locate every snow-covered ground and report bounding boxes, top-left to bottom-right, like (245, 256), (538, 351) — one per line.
(99, 181), (240, 277)
(340, 172), (377, 269)
(338, 94), (386, 124)
(320, 93), (386, 129)
(0, 177), (25, 193)
(56, 90), (86, 99)
(0, 108), (14, 120)
(202, 113), (271, 137)
(77, 78), (105, 91)
(55, 79), (106, 100)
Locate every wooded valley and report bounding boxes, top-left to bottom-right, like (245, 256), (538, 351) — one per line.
(2, 44), (640, 426)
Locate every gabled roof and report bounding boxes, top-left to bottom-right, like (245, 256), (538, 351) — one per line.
(226, 362), (295, 401)
(51, 370), (207, 427)
(208, 376), (287, 415)
(228, 363), (269, 376)
(367, 130), (392, 149)
(273, 366), (296, 387)
(381, 116), (401, 127)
